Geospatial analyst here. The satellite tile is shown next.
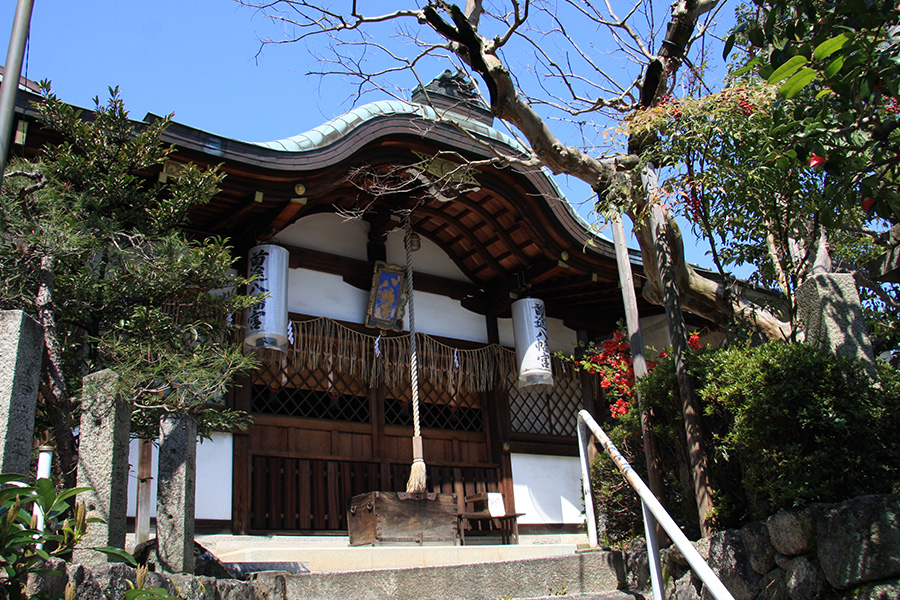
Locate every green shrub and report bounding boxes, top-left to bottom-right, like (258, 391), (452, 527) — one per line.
(0, 475), (142, 599)
(0, 475), (89, 599)
(590, 422), (644, 545)
(699, 343), (900, 518)
(622, 342), (900, 532)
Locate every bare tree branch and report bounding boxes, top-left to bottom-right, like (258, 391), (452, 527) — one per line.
(236, 0), (799, 340)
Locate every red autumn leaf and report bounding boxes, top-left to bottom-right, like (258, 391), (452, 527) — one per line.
(808, 153), (826, 168)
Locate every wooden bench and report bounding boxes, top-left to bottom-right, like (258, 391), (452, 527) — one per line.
(457, 493), (523, 545)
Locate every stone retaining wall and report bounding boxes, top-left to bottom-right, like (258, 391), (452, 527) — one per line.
(662, 493), (900, 600)
(25, 493), (900, 600)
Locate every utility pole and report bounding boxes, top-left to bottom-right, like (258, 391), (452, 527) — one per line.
(0, 0), (35, 187)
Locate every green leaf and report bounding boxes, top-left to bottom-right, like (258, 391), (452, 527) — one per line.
(748, 27), (765, 47)
(771, 124), (794, 137)
(768, 56), (809, 84)
(860, 77), (872, 101)
(48, 486), (92, 514)
(781, 68), (818, 99)
(732, 57), (762, 77)
(820, 205), (836, 228)
(813, 33), (852, 61)
(723, 33), (736, 61)
(815, 89), (834, 100)
(95, 546), (138, 566)
(824, 56), (845, 79)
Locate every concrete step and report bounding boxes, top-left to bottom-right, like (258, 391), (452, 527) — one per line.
(252, 550), (637, 600)
(518, 595), (644, 600)
(192, 533), (589, 573)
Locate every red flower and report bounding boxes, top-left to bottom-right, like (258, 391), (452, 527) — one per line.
(862, 198), (876, 213)
(659, 351), (669, 359)
(600, 379), (611, 389)
(688, 333), (701, 350)
(610, 398), (631, 418)
(808, 153), (826, 168)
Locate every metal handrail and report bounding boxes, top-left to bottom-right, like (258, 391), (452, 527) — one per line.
(577, 409), (735, 600)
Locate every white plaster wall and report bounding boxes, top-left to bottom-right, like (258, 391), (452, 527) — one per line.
(274, 213), (369, 261)
(285, 268), (489, 341)
(273, 212), (470, 283)
(510, 453), (583, 525)
(126, 432), (233, 521)
(385, 229), (470, 281)
(273, 213), (487, 340)
(286, 268), (370, 323)
(639, 313), (671, 357)
(497, 315), (578, 354)
(404, 290), (489, 343)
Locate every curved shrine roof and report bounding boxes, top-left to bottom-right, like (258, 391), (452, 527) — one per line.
(12, 77), (657, 331)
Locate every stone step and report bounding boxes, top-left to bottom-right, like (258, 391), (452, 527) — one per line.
(190, 533), (589, 573)
(518, 595), (644, 600)
(251, 550), (634, 600)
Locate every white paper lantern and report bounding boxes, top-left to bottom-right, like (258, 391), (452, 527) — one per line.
(511, 297), (553, 388)
(245, 244), (290, 351)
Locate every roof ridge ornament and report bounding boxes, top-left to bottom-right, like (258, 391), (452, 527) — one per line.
(411, 69), (494, 127)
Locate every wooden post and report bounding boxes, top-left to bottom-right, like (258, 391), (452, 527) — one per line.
(610, 212), (668, 543)
(135, 438), (153, 545)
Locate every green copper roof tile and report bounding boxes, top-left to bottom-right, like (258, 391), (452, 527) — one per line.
(249, 99), (528, 155)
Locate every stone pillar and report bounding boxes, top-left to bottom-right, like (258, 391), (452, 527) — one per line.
(74, 369), (131, 564)
(0, 310), (42, 476)
(797, 273), (877, 370)
(157, 413), (197, 574)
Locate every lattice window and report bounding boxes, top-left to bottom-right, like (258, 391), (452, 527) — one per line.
(548, 367), (582, 436)
(384, 377), (484, 433)
(251, 359), (370, 423)
(508, 360), (582, 437)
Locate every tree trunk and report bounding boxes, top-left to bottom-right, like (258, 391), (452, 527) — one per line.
(648, 201), (715, 536)
(420, 0), (793, 342)
(36, 255), (78, 489)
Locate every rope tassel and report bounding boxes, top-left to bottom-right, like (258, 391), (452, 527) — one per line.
(404, 222), (428, 494)
(407, 435), (426, 493)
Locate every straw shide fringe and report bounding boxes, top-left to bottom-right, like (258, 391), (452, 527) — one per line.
(250, 316), (582, 392)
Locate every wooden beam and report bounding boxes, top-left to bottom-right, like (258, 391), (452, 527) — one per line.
(268, 198), (308, 232)
(465, 259), (560, 316)
(280, 243), (483, 304)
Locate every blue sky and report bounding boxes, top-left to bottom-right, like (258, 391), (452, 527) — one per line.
(0, 0), (332, 143)
(1, 0), (729, 269)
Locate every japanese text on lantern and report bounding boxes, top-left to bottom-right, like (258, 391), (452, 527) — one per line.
(247, 247), (269, 330)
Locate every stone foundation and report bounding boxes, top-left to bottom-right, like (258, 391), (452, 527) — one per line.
(660, 493), (900, 600)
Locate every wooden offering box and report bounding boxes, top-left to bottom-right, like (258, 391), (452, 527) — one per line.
(347, 491), (458, 546)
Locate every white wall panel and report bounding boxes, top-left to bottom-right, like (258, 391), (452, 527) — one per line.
(286, 268), (369, 324)
(274, 213), (369, 261)
(510, 453), (583, 525)
(126, 432), (233, 521)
